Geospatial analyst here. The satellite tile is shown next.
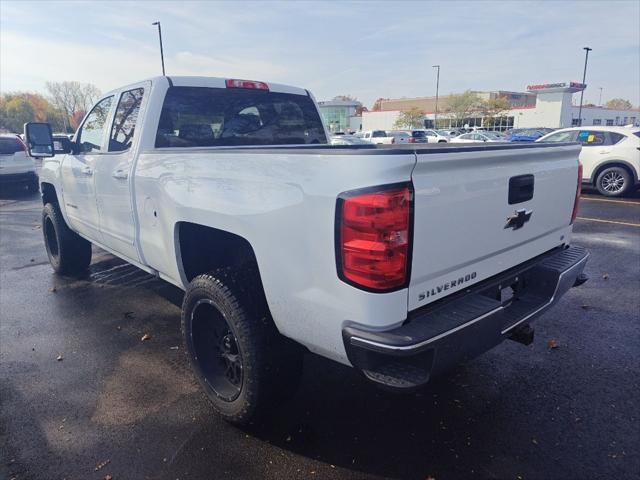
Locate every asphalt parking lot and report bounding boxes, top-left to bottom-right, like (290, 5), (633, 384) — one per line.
(1, 185), (638, 480)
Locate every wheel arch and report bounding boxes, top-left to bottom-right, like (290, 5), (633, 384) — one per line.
(41, 182), (59, 206)
(175, 221), (262, 285)
(589, 160), (638, 185)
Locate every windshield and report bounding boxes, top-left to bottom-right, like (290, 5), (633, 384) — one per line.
(156, 87), (327, 147)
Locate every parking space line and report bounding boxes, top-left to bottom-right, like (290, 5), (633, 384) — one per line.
(576, 216), (640, 227)
(581, 197), (640, 206)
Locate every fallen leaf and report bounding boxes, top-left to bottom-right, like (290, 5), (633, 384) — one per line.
(141, 333), (151, 342)
(548, 340), (558, 349)
(33, 225), (41, 230)
(95, 459), (111, 471)
(30, 258), (35, 262)
(169, 346), (179, 350)
(285, 435), (292, 442)
(124, 311), (135, 319)
(602, 273), (609, 280)
(104, 475), (113, 480)
(532, 438), (538, 445)
(581, 304), (590, 310)
(116, 326), (122, 331)
(49, 287), (57, 293)
(56, 354), (64, 361)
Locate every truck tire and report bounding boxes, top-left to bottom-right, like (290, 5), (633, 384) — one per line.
(182, 267), (302, 425)
(42, 203), (92, 275)
(595, 166), (631, 197)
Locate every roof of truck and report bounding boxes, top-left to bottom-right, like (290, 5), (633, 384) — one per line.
(103, 76), (310, 98)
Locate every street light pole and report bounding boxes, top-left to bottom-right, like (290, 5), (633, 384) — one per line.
(152, 21), (166, 76)
(577, 47), (592, 127)
(432, 65), (440, 129)
(598, 87), (603, 106)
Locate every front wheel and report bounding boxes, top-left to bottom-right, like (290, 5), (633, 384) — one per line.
(42, 203), (92, 275)
(596, 167), (631, 197)
(181, 267), (302, 425)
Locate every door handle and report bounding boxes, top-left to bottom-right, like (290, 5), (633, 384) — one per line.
(81, 166), (93, 176)
(112, 169), (128, 180)
(599, 150), (611, 154)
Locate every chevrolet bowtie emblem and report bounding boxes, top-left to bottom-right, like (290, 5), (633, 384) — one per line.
(505, 209), (532, 230)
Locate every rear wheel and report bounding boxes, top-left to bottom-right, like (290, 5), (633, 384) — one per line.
(42, 203), (92, 275)
(596, 166), (631, 197)
(181, 267), (302, 425)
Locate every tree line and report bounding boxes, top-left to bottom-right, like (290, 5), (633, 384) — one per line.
(0, 81), (101, 134)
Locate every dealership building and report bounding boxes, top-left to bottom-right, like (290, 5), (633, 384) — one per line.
(336, 82), (639, 132)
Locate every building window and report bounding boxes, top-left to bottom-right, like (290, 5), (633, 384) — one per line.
(606, 119), (614, 126)
(572, 118), (580, 126)
(623, 117), (628, 124)
(615, 116), (620, 125)
(593, 119), (601, 125)
(631, 117), (637, 125)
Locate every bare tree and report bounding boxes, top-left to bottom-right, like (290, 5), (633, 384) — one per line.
(46, 81), (101, 132)
(444, 90), (482, 127)
(393, 107), (425, 129)
(480, 96), (511, 128)
(605, 98), (633, 110)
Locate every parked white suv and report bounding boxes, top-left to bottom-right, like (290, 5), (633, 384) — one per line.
(0, 135), (38, 192)
(538, 126), (640, 197)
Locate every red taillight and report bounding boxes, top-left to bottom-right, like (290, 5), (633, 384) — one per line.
(225, 79), (269, 90)
(571, 163), (583, 224)
(409, 137), (416, 143)
(337, 184), (412, 291)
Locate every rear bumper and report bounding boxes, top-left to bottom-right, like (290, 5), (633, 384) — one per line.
(0, 171), (38, 185)
(342, 245), (589, 390)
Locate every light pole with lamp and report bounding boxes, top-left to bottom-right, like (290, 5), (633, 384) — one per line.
(432, 65), (440, 129)
(577, 47), (592, 126)
(152, 21), (166, 76)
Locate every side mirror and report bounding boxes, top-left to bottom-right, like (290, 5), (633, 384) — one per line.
(24, 122), (54, 157)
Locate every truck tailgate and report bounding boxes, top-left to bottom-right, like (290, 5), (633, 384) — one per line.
(408, 144), (581, 311)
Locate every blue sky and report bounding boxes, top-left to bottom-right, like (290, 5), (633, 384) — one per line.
(1, 0), (639, 109)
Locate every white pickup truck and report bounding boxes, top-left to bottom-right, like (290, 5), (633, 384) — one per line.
(25, 76), (588, 425)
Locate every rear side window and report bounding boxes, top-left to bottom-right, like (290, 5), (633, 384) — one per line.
(575, 130), (626, 146)
(371, 130), (387, 138)
(109, 88), (144, 152)
(155, 87), (327, 148)
(0, 137), (22, 155)
(609, 132), (626, 144)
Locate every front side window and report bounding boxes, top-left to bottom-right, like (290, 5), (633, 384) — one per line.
(539, 131), (578, 143)
(155, 87), (327, 148)
(78, 96), (113, 153)
(109, 88), (144, 152)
